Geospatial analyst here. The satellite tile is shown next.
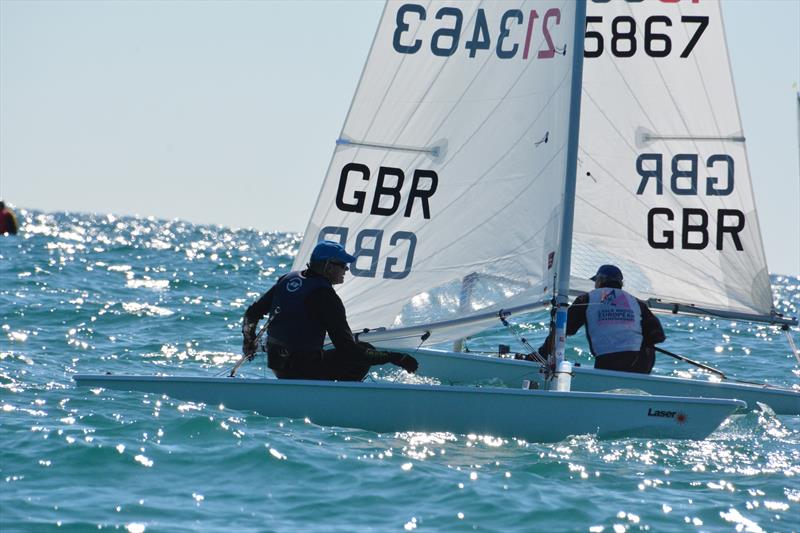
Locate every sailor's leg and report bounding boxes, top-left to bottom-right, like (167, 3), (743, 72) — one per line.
(319, 349), (371, 381)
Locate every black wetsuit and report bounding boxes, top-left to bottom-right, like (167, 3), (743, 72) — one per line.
(538, 292), (666, 374)
(0, 209), (17, 235)
(244, 270), (390, 381)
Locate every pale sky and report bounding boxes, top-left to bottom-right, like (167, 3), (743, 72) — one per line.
(1, 0), (798, 275)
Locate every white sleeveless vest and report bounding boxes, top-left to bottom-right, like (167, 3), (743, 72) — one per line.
(585, 288), (643, 356)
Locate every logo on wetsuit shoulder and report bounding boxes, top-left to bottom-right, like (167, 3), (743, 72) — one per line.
(647, 408), (687, 424)
(286, 278), (303, 292)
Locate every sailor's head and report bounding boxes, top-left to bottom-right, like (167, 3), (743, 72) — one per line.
(309, 240), (356, 285)
(590, 264), (623, 289)
(0, 201), (5, 210)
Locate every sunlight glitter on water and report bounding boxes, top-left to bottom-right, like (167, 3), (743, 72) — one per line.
(1, 210), (798, 531)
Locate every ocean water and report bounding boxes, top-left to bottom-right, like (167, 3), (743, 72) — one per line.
(1, 209), (798, 532)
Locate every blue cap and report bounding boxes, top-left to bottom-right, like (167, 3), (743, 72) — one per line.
(311, 240), (356, 264)
(590, 264), (623, 282)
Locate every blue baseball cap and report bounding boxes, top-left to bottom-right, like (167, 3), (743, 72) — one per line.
(311, 240), (356, 264)
(590, 264), (623, 282)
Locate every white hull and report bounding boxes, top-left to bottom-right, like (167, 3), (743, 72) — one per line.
(390, 349), (800, 415)
(74, 374), (743, 442)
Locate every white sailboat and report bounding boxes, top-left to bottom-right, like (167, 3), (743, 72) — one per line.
(76, 0), (759, 440)
(339, 0), (799, 413)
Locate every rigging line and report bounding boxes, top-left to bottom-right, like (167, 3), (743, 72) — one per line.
(498, 312), (548, 366)
(654, 346), (726, 378)
(654, 346), (784, 389)
(222, 314), (273, 378)
(389, 331), (431, 383)
(646, 300), (796, 326)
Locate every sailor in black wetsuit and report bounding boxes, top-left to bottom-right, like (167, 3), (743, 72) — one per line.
(538, 265), (666, 374)
(241, 241), (418, 381)
(0, 201), (18, 235)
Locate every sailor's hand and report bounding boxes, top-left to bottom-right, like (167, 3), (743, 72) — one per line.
(242, 317), (258, 360)
(388, 352), (419, 374)
(242, 336), (257, 361)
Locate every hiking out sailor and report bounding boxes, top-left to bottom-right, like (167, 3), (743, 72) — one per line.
(538, 264), (665, 374)
(0, 201), (18, 235)
(241, 240), (419, 381)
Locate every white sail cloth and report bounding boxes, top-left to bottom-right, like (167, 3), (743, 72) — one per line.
(573, 0), (773, 316)
(294, 0), (778, 342)
(295, 0), (580, 334)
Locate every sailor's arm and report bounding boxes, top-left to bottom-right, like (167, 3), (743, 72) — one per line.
(241, 284), (276, 357)
(639, 301), (666, 345)
(311, 288), (418, 372)
(538, 294), (589, 356)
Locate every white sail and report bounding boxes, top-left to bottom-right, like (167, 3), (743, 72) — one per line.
(295, 1), (582, 334)
(573, 0), (773, 317)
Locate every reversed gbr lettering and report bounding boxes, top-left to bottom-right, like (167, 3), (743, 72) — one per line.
(636, 153), (745, 251)
(636, 153), (734, 196)
(317, 226), (417, 280)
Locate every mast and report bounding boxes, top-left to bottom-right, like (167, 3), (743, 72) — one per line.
(551, 0), (588, 382)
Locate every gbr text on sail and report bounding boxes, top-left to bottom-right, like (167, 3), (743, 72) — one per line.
(637, 153), (745, 251)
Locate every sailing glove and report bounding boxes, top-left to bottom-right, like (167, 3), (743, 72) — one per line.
(242, 318), (258, 360)
(388, 352), (419, 374)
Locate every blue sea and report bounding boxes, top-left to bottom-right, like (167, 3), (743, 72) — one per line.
(1, 210), (798, 532)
